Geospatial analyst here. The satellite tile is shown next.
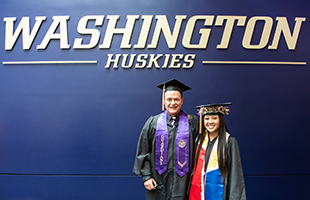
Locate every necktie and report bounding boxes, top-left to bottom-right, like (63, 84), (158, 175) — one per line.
(171, 117), (176, 127)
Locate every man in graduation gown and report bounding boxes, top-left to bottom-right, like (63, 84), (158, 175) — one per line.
(133, 79), (199, 200)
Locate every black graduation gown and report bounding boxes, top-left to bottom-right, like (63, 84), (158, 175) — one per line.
(133, 111), (199, 200)
(203, 136), (247, 200)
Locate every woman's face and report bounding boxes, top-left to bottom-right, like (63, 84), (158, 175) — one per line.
(204, 114), (220, 135)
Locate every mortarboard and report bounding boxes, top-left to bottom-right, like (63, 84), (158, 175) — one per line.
(195, 102), (232, 133)
(157, 78), (191, 111)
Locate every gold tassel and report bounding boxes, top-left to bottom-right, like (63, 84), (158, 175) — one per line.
(199, 111), (202, 134)
(162, 83), (165, 111)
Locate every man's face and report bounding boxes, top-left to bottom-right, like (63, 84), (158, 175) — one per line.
(164, 90), (184, 117)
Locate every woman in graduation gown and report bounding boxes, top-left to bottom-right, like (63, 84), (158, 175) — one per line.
(189, 103), (246, 200)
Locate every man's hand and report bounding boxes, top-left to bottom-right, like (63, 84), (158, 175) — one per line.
(144, 178), (157, 190)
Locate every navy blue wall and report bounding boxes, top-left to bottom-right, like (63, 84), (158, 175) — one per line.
(0, 0), (309, 199)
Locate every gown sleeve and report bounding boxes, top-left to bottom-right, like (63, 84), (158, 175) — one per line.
(225, 137), (247, 200)
(132, 116), (156, 182)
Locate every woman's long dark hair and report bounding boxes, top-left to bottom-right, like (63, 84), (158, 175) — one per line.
(194, 113), (231, 181)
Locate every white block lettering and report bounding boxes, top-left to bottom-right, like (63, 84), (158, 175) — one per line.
(269, 17), (306, 50)
(182, 15), (214, 49)
(243, 16), (273, 49)
(4, 16), (46, 50)
(73, 15), (104, 49)
(37, 16), (70, 49)
(148, 15), (186, 49)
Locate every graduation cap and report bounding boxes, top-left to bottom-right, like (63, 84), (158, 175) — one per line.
(195, 102), (232, 133)
(157, 78), (191, 111)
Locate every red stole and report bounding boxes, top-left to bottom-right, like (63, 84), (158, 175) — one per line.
(189, 133), (230, 200)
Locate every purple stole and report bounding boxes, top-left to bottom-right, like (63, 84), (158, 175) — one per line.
(155, 110), (189, 177)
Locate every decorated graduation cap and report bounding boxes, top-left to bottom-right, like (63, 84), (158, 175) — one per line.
(195, 102), (232, 133)
(157, 78), (191, 111)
